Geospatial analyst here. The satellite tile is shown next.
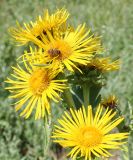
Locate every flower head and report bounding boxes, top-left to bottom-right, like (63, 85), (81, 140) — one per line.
(22, 24), (102, 72)
(9, 8), (69, 46)
(87, 57), (120, 72)
(102, 95), (118, 109)
(52, 105), (128, 160)
(5, 62), (67, 119)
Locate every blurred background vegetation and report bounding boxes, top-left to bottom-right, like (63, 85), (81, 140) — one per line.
(0, 0), (133, 159)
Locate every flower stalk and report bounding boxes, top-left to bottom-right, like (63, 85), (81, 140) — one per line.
(63, 88), (75, 109)
(83, 82), (90, 108)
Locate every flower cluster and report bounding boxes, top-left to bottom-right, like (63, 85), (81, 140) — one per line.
(6, 8), (128, 160)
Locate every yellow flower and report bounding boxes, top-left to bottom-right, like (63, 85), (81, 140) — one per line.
(9, 8), (69, 46)
(5, 62), (67, 119)
(87, 57), (120, 72)
(102, 95), (118, 109)
(23, 24), (102, 72)
(52, 105), (128, 160)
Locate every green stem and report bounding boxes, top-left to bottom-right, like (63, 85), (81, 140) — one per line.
(43, 116), (51, 158)
(63, 88), (75, 109)
(83, 83), (90, 108)
(58, 72), (75, 109)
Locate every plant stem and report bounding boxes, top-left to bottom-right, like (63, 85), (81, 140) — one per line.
(83, 83), (90, 108)
(63, 88), (75, 109)
(43, 116), (51, 158)
(58, 72), (75, 109)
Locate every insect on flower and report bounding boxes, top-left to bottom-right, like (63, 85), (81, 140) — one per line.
(48, 48), (61, 58)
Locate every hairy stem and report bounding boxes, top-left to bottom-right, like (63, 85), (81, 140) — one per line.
(63, 88), (75, 109)
(83, 83), (90, 108)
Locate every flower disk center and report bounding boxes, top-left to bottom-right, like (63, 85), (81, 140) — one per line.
(79, 127), (102, 147)
(47, 40), (72, 60)
(29, 69), (50, 95)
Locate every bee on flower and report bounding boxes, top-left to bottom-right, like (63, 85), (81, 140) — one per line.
(21, 24), (102, 72)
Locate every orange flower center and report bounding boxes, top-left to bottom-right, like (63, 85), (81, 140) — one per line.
(47, 40), (72, 60)
(79, 127), (102, 147)
(29, 69), (50, 95)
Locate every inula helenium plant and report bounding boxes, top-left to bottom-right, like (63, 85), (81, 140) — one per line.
(5, 8), (129, 160)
